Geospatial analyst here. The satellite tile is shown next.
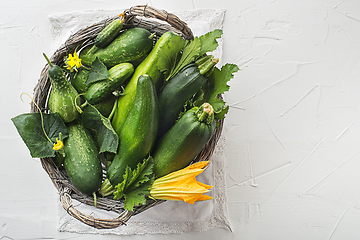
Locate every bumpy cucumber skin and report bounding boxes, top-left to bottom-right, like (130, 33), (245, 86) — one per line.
(111, 31), (181, 136)
(80, 28), (153, 68)
(70, 69), (90, 94)
(107, 74), (159, 186)
(157, 63), (207, 139)
(48, 65), (80, 123)
(63, 122), (103, 195)
(85, 63), (134, 105)
(152, 106), (216, 178)
(94, 19), (123, 48)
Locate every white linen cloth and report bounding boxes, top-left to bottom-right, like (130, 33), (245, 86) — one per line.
(49, 8), (231, 235)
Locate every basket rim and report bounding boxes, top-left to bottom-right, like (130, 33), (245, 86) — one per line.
(33, 5), (224, 229)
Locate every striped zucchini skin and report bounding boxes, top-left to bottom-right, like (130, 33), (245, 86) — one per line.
(47, 65), (80, 123)
(80, 28), (153, 68)
(107, 74), (159, 186)
(152, 104), (216, 178)
(85, 62), (134, 105)
(63, 122), (103, 195)
(94, 19), (123, 48)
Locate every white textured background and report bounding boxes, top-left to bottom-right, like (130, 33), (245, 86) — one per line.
(3, 0), (360, 239)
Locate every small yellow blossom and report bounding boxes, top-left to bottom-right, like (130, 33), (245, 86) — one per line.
(66, 51), (82, 71)
(150, 161), (213, 204)
(53, 138), (64, 150)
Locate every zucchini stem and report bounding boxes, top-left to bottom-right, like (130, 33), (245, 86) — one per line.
(196, 103), (214, 125)
(196, 55), (219, 76)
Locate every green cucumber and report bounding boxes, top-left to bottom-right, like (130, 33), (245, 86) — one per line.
(111, 31), (184, 135)
(63, 121), (103, 195)
(44, 54), (80, 123)
(70, 69), (90, 94)
(107, 74), (159, 186)
(152, 103), (216, 178)
(94, 18), (123, 48)
(80, 28), (154, 68)
(85, 63), (134, 105)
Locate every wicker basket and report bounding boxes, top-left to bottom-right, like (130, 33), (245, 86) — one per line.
(31, 5), (224, 229)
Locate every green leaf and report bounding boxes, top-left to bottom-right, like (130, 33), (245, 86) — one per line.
(170, 38), (201, 79)
(198, 29), (223, 56)
(157, 34), (185, 81)
(85, 57), (109, 84)
(81, 104), (118, 154)
(215, 105), (229, 120)
(113, 156), (155, 211)
(200, 63), (239, 119)
(11, 113), (68, 158)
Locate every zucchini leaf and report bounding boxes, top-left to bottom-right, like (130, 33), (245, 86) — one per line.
(198, 29), (223, 56)
(198, 63), (239, 119)
(11, 112), (68, 158)
(81, 104), (118, 154)
(157, 34), (185, 81)
(159, 29), (223, 82)
(85, 57), (110, 84)
(167, 37), (201, 80)
(113, 156), (155, 211)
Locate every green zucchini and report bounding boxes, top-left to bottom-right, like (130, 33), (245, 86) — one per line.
(157, 63), (207, 138)
(85, 62), (134, 105)
(63, 121), (103, 195)
(157, 56), (218, 138)
(107, 74), (159, 186)
(44, 54), (80, 123)
(80, 28), (154, 68)
(152, 103), (216, 178)
(94, 18), (123, 48)
(111, 31), (184, 135)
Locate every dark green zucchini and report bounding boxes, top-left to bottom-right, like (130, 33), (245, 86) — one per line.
(63, 121), (103, 195)
(107, 74), (159, 186)
(152, 103), (216, 178)
(80, 28), (154, 68)
(157, 56), (218, 139)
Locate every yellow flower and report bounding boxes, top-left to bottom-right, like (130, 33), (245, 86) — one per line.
(66, 51), (82, 71)
(149, 161), (213, 204)
(53, 138), (64, 150)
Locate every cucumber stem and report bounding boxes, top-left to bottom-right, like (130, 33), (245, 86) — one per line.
(196, 103), (214, 125)
(108, 97), (119, 121)
(93, 192), (97, 207)
(149, 32), (156, 40)
(43, 53), (53, 68)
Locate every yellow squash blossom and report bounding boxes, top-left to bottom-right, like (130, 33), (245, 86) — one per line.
(149, 161), (213, 204)
(66, 51), (82, 71)
(53, 138), (64, 150)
